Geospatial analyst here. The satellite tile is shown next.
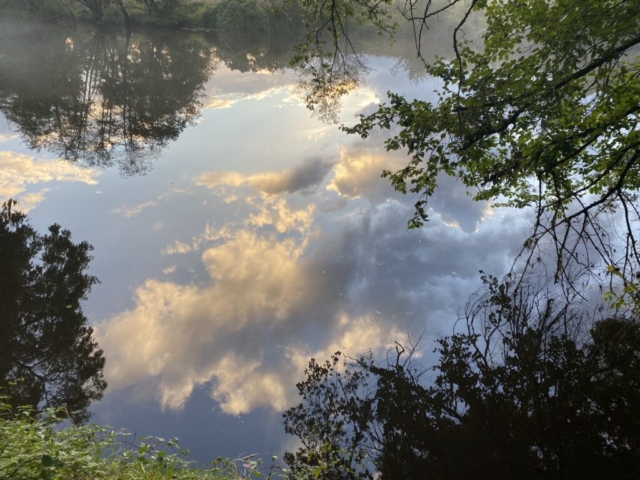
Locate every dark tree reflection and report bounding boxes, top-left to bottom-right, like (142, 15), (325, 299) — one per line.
(0, 200), (105, 424)
(0, 23), (216, 176)
(206, 0), (305, 73)
(284, 270), (640, 480)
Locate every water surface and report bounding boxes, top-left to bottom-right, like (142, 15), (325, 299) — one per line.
(0, 20), (528, 462)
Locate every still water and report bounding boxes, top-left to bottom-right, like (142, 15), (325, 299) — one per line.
(0, 20), (527, 462)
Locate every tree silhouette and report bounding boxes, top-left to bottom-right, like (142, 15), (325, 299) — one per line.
(284, 272), (640, 480)
(0, 200), (106, 424)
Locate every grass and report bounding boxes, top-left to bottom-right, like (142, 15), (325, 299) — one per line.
(0, 401), (281, 480)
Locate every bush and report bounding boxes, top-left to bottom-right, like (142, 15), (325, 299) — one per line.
(201, 5), (218, 29)
(100, 4), (128, 25)
(210, 0), (268, 47)
(138, 0), (200, 28)
(0, 399), (277, 480)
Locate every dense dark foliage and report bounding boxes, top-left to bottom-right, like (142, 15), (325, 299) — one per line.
(0, 201), (106, 424)
(284, 274), (640, 479)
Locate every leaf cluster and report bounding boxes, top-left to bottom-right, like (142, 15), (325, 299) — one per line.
(343, 0), (640, 229)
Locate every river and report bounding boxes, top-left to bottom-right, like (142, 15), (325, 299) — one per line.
(0, 19), (528, 464)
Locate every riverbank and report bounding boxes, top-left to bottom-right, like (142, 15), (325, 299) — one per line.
(0, 0), (274, 31)
(0, 401), (280, 480)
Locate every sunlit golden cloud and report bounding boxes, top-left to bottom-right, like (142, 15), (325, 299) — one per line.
(98, 227), (315, 413)
(98, 223), (405, 414)
(328, 146), (492, 232)
(246, 197), (315, 234)
(204, 97), (238, 110)
(16, 189), (49, 213)
(327, 148), (406, 200)
(0, 151), (100, 211)
(112, 201), (157, 218)
(284, 314), (404, 374)
(196, 157), (335, 196)
(97, 136), (511, 417)
(97, 179), (523, 416)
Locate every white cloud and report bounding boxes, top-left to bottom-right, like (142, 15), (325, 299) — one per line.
(97, 190), (524, 416)
(196, 157), (335, 196)
(97, 138), (524, 418)
(0, 133), (18, 143)
(112, 201), (157, 218)
(0, 151), (100, 211)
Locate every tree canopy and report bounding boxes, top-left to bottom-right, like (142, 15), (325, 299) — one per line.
(0, 200), (106, 424)
(284, 0), (640, 464)
(292, 0), (640, 284)
(281, 2), (640, 477)
(283, 272), (640, 479)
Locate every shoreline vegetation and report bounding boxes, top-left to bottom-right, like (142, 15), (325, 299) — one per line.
(0, 0), (408, 46)
(0, 399), (281, 480)
(0, 0), (302, 34)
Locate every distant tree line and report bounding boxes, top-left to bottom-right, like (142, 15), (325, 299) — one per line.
(0, 0), (305, 32)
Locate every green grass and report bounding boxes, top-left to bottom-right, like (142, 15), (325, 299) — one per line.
(0, 401), (280, 480)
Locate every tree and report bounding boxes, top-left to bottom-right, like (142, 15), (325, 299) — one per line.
(0, 200), (106, 424)
(283, 272), (640, 479)
(292, 0), (640, 284)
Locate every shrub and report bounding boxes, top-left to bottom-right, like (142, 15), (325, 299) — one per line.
(201, 5), (218, 29)
(0, 399), (277, 480)
(211, 0), (268, 47)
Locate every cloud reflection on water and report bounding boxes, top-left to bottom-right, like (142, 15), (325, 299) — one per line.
(196, 157), (336, 196)
(96, 141), (526, 416)
(0, 151), (100, 211)
(0, 21), (526, 461)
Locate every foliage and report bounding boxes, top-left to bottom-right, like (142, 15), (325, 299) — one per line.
(0, 0), (74, 20)
(283, 272), (640, 479)
(0, 399), (278, 480)
(0, 200), (106, 424)
(204, 0), (306, 73)
(135, 0), (201, 29)
(288, 0), (640, 288)
(283, 353), (376, 480)
(206, 0), (268, 51)
(339, 0), (640, 223)
(288, 0), (396, 65)
(0, 0), (202, 26)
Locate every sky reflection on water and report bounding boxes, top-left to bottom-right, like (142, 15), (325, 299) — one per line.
(0, 22), (531, 463)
